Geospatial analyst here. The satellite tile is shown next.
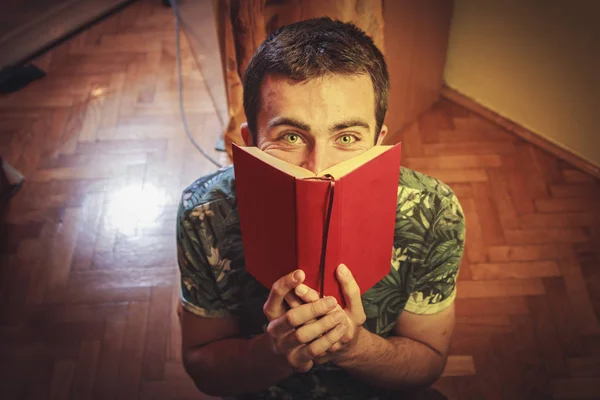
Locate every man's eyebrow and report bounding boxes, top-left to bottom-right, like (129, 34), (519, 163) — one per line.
(330, 119), (370, 132)
(268, 117), (310, 132)
(268, 117), (370, 133)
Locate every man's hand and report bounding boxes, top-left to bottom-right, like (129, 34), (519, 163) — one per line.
(287, 264), (367, 365)
(263, 270), (348, 372)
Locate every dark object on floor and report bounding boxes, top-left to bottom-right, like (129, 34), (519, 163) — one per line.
(0, 64), (46, 94)
(0, 158), (24, 199)
(162, 0), (172, 7)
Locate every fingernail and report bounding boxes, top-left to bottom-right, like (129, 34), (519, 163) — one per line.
(293, 270), (302, 282)
(325, 297), (337, 307)
(338, 264), (348, 276)
(296, 284), (308, 295)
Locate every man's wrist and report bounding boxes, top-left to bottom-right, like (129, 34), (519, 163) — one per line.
(335, 325), (370, 367)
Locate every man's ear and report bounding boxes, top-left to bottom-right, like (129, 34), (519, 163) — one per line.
(240, 122), (254, 146)
(376, 124), (388, 145)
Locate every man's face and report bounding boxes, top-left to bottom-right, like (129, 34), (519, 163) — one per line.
(241, 74), (387, 174)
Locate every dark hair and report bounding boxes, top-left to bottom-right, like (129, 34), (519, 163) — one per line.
(242, 17), (389, 143)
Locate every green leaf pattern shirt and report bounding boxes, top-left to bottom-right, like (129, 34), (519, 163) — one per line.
(177, 165), (465, 400)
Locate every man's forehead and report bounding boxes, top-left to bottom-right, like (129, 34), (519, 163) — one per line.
(258, 74), (376, 121)
(260, 73), (372, 92)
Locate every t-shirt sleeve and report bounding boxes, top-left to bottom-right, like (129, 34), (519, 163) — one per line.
(176, 197), (232, 318)
(404, 190), (465, 315)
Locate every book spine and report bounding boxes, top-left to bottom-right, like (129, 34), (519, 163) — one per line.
(324, 179), (343, 305)
(317, 177), (336, 297)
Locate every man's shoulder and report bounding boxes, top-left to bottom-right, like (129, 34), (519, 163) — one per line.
(179, 165), (237, 214)
(395, 166), (465, 242)
(398, 166), (456, 201)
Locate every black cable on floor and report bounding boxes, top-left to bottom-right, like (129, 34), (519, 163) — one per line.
(170, 0), (224, 168)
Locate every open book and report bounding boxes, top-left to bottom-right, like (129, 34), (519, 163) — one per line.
(232, 143), (401, 306)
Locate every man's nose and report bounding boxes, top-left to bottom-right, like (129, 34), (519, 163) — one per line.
(303, 145), (331, 175)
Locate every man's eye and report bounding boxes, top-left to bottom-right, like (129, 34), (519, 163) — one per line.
(338, 134), (357, 145)
(283, 133), (303, 144)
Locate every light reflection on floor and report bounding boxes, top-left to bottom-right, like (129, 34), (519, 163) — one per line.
(105, 184), (168, 235)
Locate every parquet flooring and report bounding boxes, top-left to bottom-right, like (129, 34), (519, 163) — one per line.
(0, 1), (599, 399)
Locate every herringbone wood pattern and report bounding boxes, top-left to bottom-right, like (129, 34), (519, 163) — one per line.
(0, 1), (598, 399)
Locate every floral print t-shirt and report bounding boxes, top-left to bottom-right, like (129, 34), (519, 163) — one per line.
(177, 165), (465, 400)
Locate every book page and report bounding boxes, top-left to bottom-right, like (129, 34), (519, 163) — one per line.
(235, 144), (394, 180)
(235, 146), (316, 178)
(317, 145), (392, 179)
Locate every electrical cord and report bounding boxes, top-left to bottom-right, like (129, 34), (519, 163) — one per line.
(169, 0), (224, 168)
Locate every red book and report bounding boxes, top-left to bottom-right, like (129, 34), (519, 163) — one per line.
(232, 143), (401, 306)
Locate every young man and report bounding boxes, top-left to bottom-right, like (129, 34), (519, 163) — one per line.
(177, 18), (465, 399)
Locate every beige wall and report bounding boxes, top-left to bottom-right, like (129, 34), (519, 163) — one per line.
(444, 0), (600, 167)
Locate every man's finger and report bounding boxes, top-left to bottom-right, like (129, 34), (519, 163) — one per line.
(292, 283), (322, 325)
(289, 348), (313, 373)
(295, 361), (313, 373)
(328, 341), (343, 353)
(284, 292), (303, 309)
(285, 296), (338, 328)
(263, 270), (304, 321)
(294, 309), (345, 344)
(277, 328), (302, 351)
(296, 322), (347, 361)
(336, 264), (366, 322)
(294, 284), (320, 303)
(266, 313), (295, 340)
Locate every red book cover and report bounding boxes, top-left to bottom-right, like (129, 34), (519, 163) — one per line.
(233, 143), (401, 306)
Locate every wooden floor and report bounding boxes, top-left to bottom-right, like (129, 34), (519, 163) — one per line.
(0, 1), (599, 399)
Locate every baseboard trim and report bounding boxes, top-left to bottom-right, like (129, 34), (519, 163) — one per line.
(441, 85), (600, 179)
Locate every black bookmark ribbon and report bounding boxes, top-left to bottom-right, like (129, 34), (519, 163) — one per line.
(318, 175), (336, 298)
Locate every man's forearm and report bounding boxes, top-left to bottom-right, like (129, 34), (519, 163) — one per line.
(183, 333), (293, 396)
(336, 327), (445, 391)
